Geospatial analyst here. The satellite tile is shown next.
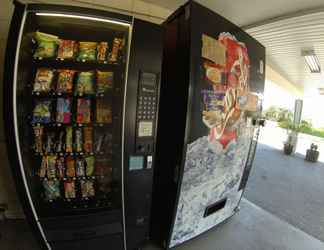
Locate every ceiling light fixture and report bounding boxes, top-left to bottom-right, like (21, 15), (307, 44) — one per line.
(301, 50), (321, 73)
(35, 13), (130, 27)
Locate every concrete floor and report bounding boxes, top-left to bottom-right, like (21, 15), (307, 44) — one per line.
(1, 126), (324, 250)
(245, 143), (324, 242)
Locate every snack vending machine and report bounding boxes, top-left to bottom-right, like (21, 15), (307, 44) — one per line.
(151, 1), (265, 249)
(4, 2), (162, 250)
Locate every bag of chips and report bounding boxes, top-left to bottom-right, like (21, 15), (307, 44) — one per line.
(66, 156), (75, 178)
(81, 180), (95, 198)
(47, 156), (57, 179)
(96, 99), (112, 124)
(97, 42), (109, 62)
(77, 99), (91, 124)
(56, 69), (75, 94)
(75, 128), (83, 152)
(76, 158), (85, 177)
(44, 132), (55, 154)
(39, 156), (47, 178)
(76, 42), (97, 61)
(85, 156), (95, 176)
(94, 131), (112, 154)
(65, 126), (73, 153)
(33, 32), (59, 59)
(32, 100), (52, 124)
(75, 71), (95, 95)
(55, 130), (65, 153)
(43, 179), (61, 201)
(96, 71), (113, 94)
(83, 127), (93, 153)
(56, 98), (71, 124)
(33, 126), (43, 153)
(109, 38), (123, 63)
(64, 180), (76, 199)
(56, 157), (65, 179)
(57, 40), (78, 60)
(33, 68), (54, 93)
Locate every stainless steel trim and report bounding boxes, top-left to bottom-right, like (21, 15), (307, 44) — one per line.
(121, 16), (134, 250)
(13, 7), (52, 250)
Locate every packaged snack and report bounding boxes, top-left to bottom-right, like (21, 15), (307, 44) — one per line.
(81, 180), (95, 198)
(76, 158), (85, 177)
(95, 158), (111, 176)
(96, 99), (112, 124)
(55, 130), (65, 153)
(77, 99), (91, 124)
(39, 156), (47, 178)
(96, 71), (113, 93)
(97, 176), (112, 195)
(32, 100), (51, 124)
(109, 38), (123, 63)
(65, 126), (73, 153)
(43, 179), (61, 201)
(33, 68), (54, 93)
(56, 69), (75, 94)
(97, 42), (109, 62)
(56, 98), (71, 124)
(76, 42), (97, 62)
(66, 156), (75, 178)
(44, 132), (55, 154)
(33, 126), (43, 153)
(56, 157), (65, 179)
(33, 32), (59, 59)
(47, 156), (57, 179)
(94, 131), (112, 154)
(75, 71), (95, 95)
(64, 180), (76, 199)
(57, 40), (78, 60)
(75, 128), (83, 152)
(85, 156), (95, 176)
(83, 127), (93, 153)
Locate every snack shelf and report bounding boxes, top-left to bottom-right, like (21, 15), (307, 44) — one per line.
(31, 91), (113, 97)
(31, 122), (113, 127)
(33, 58), (122, 70)
(39, 175), (108, 181)
(34, 151), (111, 157)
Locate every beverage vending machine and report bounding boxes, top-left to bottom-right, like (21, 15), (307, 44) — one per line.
(4, 1), (162, 250)
(151, 1), (265, 249)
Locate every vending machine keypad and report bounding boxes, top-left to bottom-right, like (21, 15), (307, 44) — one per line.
(135, 72), (158, 154)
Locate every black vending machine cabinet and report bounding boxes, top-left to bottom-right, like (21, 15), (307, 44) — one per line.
(151, 1), (265, 249)
(3, 2), (162, 250)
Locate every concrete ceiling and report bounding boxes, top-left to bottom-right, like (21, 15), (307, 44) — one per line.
(143, 0), (324, 27)
(246, 10), (324, 93)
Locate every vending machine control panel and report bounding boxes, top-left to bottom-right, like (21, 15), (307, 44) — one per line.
(135, 71), (158, 154)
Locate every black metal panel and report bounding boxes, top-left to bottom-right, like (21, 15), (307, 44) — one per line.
(50, 234), (123, 250)
(150, 4), (191, 247)
(124, 19), (162, 250)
